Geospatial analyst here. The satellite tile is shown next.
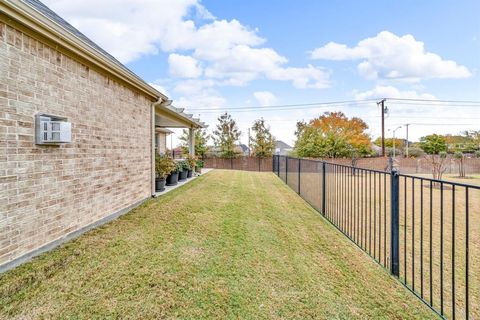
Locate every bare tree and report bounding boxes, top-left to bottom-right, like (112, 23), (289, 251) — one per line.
(454, 151), (466, 178)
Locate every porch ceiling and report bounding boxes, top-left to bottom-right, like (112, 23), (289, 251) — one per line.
(155, 104), (206, 128)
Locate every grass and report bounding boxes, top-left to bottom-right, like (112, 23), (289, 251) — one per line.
(283, 161), (479, 319)
(0, 170), (437, 319)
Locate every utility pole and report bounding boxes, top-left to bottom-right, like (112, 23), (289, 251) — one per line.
(390, 126), (402, 158)
(248, 128), (251, 157)
(377, 99), (387, 157)
(405, 124), (410, 158)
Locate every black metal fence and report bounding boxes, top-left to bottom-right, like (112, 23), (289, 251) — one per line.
(273, 155), (480, 320)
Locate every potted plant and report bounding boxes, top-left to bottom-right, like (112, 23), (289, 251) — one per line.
(167, 161), (182, 186)
(178, 160), (189, 181)
(155, 154), (176, 192)
(186, 154), (197, 178)
(195, 159), (204, 173)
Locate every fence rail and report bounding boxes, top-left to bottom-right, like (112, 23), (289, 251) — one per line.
(273, 155), (479, 320)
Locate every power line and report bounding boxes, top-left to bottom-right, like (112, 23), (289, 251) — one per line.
(186, 99), (377, 112)
(388, 123), (478, 126)
(186, 97), (480, 113)
(387, 98), (480, 104)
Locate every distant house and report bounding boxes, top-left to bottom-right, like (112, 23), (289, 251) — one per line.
(205, 144), (249, 157)
(237, 144), (250, 156)
(275, 140), (293, 155)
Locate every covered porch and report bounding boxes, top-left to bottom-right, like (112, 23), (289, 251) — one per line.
(151, 100), (206, 195)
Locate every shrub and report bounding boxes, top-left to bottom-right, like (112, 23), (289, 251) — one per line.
(475, 150), (480, 158)
(179, 160), (191, 171)
(405, 147), (424, 158)
(186, 154), (197, 170)
(174, 161), (184, 173)
(155, 154), (176, 179)
(196, 160), (204, 168)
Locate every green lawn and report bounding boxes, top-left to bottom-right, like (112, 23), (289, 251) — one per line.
(0, 170), (436, 319)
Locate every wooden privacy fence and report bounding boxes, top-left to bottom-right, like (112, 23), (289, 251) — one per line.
(203, 157), (273, 172)
(203, 156), (480, 175)
(312, 157), (480, 175)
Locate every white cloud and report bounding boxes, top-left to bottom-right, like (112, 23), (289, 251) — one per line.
(168, 54), (202, 78)
(253, 91), (277, 106)
(149, 83), (170, 97)
(311, 31), (471, 81)
(173, 79), (216, 96)
(267, 65), (330, 89)
(354, 85), (436, 100)
(43, 0), (330, 89)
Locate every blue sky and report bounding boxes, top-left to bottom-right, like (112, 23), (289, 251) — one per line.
(44, 0), (480, 146)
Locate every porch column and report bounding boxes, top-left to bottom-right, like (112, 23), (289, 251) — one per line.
(189, 127), (195, 156)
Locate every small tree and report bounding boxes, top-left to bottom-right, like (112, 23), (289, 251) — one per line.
(179, 129), (210, 158)
(454, 151), (466, 178)
(419, 134), (448, 180)
(251, 118), (275, 158)
(213, 113), (241, 159)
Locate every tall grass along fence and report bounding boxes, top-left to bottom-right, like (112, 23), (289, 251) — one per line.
(273, 155), (479, 320)
(204, 156), (272, 172)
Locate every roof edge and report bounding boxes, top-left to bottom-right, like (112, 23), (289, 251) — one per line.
(2, 0), (167, 101)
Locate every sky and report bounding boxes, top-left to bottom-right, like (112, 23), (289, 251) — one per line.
(43, 0), (480, 147)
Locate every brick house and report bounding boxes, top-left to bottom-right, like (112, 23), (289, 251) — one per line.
(0, 0), (205, 272)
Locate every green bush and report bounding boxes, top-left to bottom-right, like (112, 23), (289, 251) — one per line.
(155, 154), (176, 179)
(196, 159), (205, 168)
(174, 161), (184, 173)
(179, 160), (191, 171)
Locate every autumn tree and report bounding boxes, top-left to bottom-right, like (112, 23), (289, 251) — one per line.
(250, 118), (275, 158)
(419, 134), (448, 180)
(374, 137), (405, 149)
(213, 113), (241, 159)
(179, 129), (210, 158)
(294, 112), (372, 158)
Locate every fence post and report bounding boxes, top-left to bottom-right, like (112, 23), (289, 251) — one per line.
(278, 156), (281, 176)
(298, 158), (301, 194)
(390, 168), (400, 277)
(321, 162), (326, 215)
(285, 157), (288, 184)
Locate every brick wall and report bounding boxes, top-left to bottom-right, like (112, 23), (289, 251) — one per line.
(0, 22), (153, 266)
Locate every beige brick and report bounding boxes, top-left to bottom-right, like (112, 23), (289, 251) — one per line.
(0, 24), (153, 266)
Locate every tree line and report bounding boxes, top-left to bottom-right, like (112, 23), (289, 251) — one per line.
(179, 112), (276, 159)
(179, 111), (479, 179)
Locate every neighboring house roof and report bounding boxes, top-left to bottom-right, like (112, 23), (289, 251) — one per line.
(2, 0), (206, 128)
(238, 144), (249, 153)
(275, 140), (292, 150)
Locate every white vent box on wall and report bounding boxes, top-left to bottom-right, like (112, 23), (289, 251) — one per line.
(35, 114), (72, 145)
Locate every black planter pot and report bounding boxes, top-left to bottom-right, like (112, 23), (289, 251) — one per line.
(155, 177), (166, 192)
(187, 170), (193, 178)
(166, 172), (179, 186)
(178, 170), (187, 181)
